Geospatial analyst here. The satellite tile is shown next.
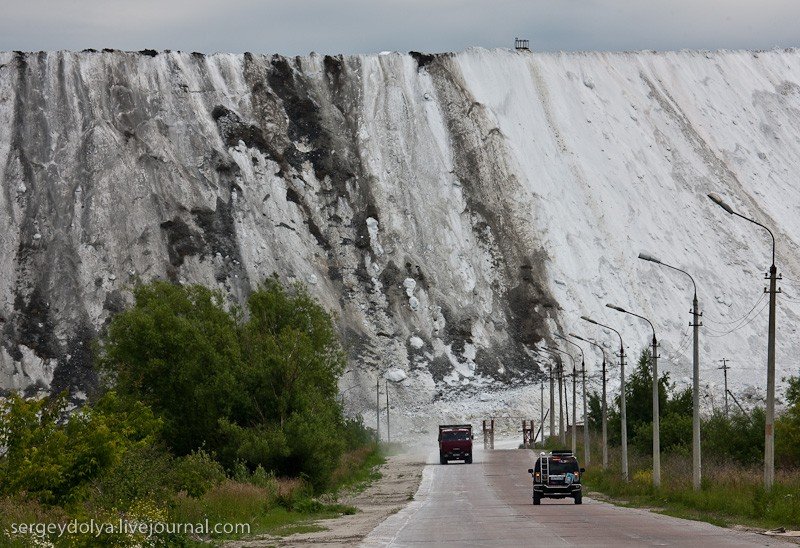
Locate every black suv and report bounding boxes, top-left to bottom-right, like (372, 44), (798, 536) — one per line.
(527, 450), (585, 505)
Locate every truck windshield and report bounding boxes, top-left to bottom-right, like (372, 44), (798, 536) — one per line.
(441, 431), (470, 441)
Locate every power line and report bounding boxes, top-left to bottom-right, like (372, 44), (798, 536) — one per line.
(704, 299), (770, 338)
(703, 292), (765, 326)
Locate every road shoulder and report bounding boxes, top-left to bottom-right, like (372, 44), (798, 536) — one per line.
(225, 451), (426, 547)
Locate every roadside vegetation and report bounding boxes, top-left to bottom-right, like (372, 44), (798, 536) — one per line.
(0, 279), (381, 547)
(579, 349), (800, 530)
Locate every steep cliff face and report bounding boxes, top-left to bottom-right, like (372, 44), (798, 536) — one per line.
(1, 48), (799, 425)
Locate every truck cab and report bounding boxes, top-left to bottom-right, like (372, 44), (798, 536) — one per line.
(438, 424), (473, 464)
(527, 450), (585, 504)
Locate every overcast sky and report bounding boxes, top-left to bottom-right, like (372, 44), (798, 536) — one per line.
(2, 0), (799, 55)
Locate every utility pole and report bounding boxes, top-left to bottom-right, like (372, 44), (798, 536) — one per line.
(582, 360), (589, 466)
(386, 380), (391, 443)
(602, 351), (607, 468)
(572, 333), (610, 469)
(572, 365), (577, 455)
(558, 333), (588, 465)
(582, 316), (628, 480)
(565, 369), (571, 445)
(376, 377), (380, 444)
(559, 362), (565, 443)
(708, 193), (780, 490)
(607, 304), (660, 488)
(638, 253), (702, 491)
(540, 380), (545, 445)
(540, 348), (564, 443)
(651, 334), (660, 488)
(719, 359), (730, 417)
(549, 362), (555, 441)
(766, 262), (779, 490)
(548, 346), (576, 447)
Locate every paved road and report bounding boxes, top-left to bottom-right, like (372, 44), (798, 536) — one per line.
(363, 447), (794, 547)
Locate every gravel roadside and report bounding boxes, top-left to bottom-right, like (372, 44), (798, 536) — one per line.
(224, 450), (428, 547)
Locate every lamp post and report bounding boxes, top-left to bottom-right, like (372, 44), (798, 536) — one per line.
(376, 377), (381, 444)
(540, 380), (546, 445)
(571, 333), (608, 469)
(540, 348), (563, 442)
(607, 303), (661, 488)
(639, 252), (702, 492)
(708, 192), (779, 490)
(557, 333), (588, 464)
(581, 316), (629, 481)
(544, 347), (575, 445)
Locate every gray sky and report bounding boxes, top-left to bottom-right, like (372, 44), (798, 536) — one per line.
(2, 0), (799, 55)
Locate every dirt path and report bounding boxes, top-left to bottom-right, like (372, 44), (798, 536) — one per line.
(225, 450), (428, 547)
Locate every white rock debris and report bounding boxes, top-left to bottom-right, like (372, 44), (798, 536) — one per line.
(385, 369), (408, 382)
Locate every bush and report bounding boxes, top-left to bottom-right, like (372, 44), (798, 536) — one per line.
(173, 449), (227, 497)
(86, 444), (174, 512)
(702, 408), (765, 465)
(0, 391), (160, 505)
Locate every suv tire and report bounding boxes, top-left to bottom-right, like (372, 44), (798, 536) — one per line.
(574, 494), (582, 505)
(440, 456), (447, 465)
(533, 492), (541, 505)
(465, 456), (473, 464)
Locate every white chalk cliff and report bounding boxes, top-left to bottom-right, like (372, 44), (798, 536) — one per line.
(1, 48), (799, 426)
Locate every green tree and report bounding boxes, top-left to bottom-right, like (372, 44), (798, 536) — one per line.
(587, 391), (602, 432)
(101, 281), (241, 456)
(0, 391), (160, 504)
(776, 374), (800, 466)
(101, 278), (350, 489)
(606, 347), (670, 452)
(234, 278), (347, 486)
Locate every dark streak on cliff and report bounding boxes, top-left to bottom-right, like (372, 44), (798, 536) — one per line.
(424, 55), (554, 379)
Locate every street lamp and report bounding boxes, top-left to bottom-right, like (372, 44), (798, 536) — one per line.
(571, 333), (608, 469)
(581, 315), (629, 481)
(708, 193), (780, 489)
(607, 303), (661, 488)
(539, 348), (563, 442)
(557, 333), (588, 464)
(544, 346), (575, 444)
(537, 348), (559, 441)
(639, 251), (702, 492)
(540, 380), (546, 446)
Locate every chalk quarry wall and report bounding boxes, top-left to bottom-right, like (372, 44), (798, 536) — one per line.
(1, 48), (799, 421)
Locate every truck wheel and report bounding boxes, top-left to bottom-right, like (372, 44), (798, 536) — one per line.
(465, 456), (473, 464)
(574, 494), (582, 505)
(440, 456), (447, 465)
(533, 493), (541, 505)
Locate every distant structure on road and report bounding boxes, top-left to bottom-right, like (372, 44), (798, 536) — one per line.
(515, 37), (530, 50)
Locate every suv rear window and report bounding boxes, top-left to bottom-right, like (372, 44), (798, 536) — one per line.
(534, 457), (579, 474)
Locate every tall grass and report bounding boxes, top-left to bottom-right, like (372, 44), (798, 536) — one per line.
(583, 445), (800, 528)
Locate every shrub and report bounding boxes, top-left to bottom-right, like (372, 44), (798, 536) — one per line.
(173, 449), (226, 497)
(86, 444), (174, 512)
(702, 408), (764, 465)
(0, 392), (160, 505)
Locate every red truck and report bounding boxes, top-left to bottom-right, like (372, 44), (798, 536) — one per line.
(438, 424), (473, 464)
